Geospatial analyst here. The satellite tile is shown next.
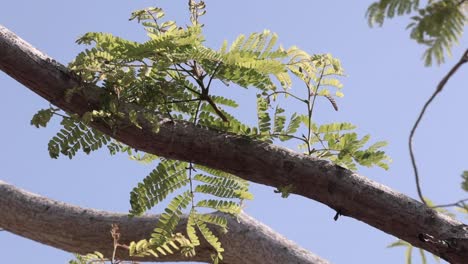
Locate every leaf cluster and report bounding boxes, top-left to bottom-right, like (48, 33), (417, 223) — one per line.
(367, 0), (466, 65)
(128, 159), (252, 261)
(31, 108), (115, 159)
(33, 3), (393, 263)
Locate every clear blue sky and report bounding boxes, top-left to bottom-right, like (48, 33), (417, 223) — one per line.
(1, 1), (467, 263)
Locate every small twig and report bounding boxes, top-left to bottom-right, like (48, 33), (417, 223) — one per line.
(269, 133), (308, 143)
(432, 198), (468, 209)
(409, 49), (468, 205)
(199, 62), (228, 122)
(306, 66), (326, 154)
(110, 224), (121, 264)
(205, 61), (222, 91)
(266, 91), (306, 103)
(166, 98), (201, 105)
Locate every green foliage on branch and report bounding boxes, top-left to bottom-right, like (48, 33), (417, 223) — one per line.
(35, 2), (391, 263)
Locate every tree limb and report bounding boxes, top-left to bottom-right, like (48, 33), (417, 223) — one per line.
(409, 49), (468, 204)
(0, 180), (328, 264)
(1, 25), (467, 263)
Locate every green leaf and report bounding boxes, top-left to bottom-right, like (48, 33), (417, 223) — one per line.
(129, 159), (189, 216)
(198, 214), (228, 230)
(31, 108), (55, 128)
(256, 94), (271, 135)
(195, 218), (224, 257)
(317, 122), (356, 134)
(129, 109), (142, 129)
(419, 248), (427, 264)
(47, 117), (110, 159)
(196, 199), (242, 215)
(194, 174), (252, 199)
(151, 191), (192, 246)
(461, 171), (468, 192)
(274, 184), (295, 198)
(405, 244), (413, 264)
(284, 113), (302, 135)
(273, 106), (286, 134)
(186, 211), (201, 247)
(387, 239), (411, 248)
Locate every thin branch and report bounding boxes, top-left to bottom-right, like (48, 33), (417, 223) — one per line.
(306, 66), (326, 155)
(266, 91), (307, 103)
(409, 49), (468, 205)
(166, 98), (201, 105)
(269, 133), (308, 143)
(433, 198), (468, 209)
(206, 61), (222, 91)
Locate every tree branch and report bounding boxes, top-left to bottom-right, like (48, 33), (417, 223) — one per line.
(1, 25), (467, 263)
(408, 49), (468, 204)
(0, 180), (328, 264)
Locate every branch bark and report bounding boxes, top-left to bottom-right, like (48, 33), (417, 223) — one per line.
(0, 180), (328, 264)
(1, 24), (467, 263)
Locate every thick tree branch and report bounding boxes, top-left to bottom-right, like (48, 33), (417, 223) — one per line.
(1, 25), (467, 263)
(0, 180), (328, 264)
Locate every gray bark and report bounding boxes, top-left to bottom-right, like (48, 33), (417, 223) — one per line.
(0, 180), (328, 264)
(0, 24), (467, 263)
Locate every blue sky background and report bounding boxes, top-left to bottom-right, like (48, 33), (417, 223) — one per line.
(1, 1), (467, 263)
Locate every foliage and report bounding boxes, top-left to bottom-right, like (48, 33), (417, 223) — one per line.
(367, 0), (467, 65)
(129, 233), (195, 259)
(32, 2), (391, 262)
(387, 239), (440, 264)
(69, 252), (106, 264)
(461, 170), (468, 192)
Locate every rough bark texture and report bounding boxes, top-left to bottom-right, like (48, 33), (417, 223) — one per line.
(0, 180), (328, 264)
(1, 24), (467, 263)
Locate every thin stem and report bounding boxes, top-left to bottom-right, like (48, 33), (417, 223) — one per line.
(309, 66), (326, 122)
(188, 99), (203, 209)
(146, 10), (160, 29)
(206, 62), (222, 91)
(104, 62), (148, 68)
(110, 224), (120, 264)
(312, 130), (328, 151)
(168, 66), (202, 96)
(188, 162), (196, 209)
(166, 98), (201, 105)
(269, 133), (308, 143)
(193, 99), (203, 125)
(432, 198), (468, 209)
(266, 91), (307, 103)
(177, 63), (198, 81)
(409, 49), (468, 205)
(306, 66), (326, 154)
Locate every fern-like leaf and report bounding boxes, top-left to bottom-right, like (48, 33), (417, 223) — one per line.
(256, 94), (271, 136)
(195, 218), (224, 262)
(366, 0), (420, 26)
(196, 199), (242, 215)
(151, 191), (192, 246)
(48, 117), (110, 159)
(129, 160), (189, 216)
(194, 174), (253, 200)
(31, 108), (55, 128)
(408, 0), (465, 65)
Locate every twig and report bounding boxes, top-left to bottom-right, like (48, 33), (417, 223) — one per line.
(409, 49), (468, 205)
(266, 91), (306, 103)
(432, 198), (468, 209)
(111, 224), (121, 264)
